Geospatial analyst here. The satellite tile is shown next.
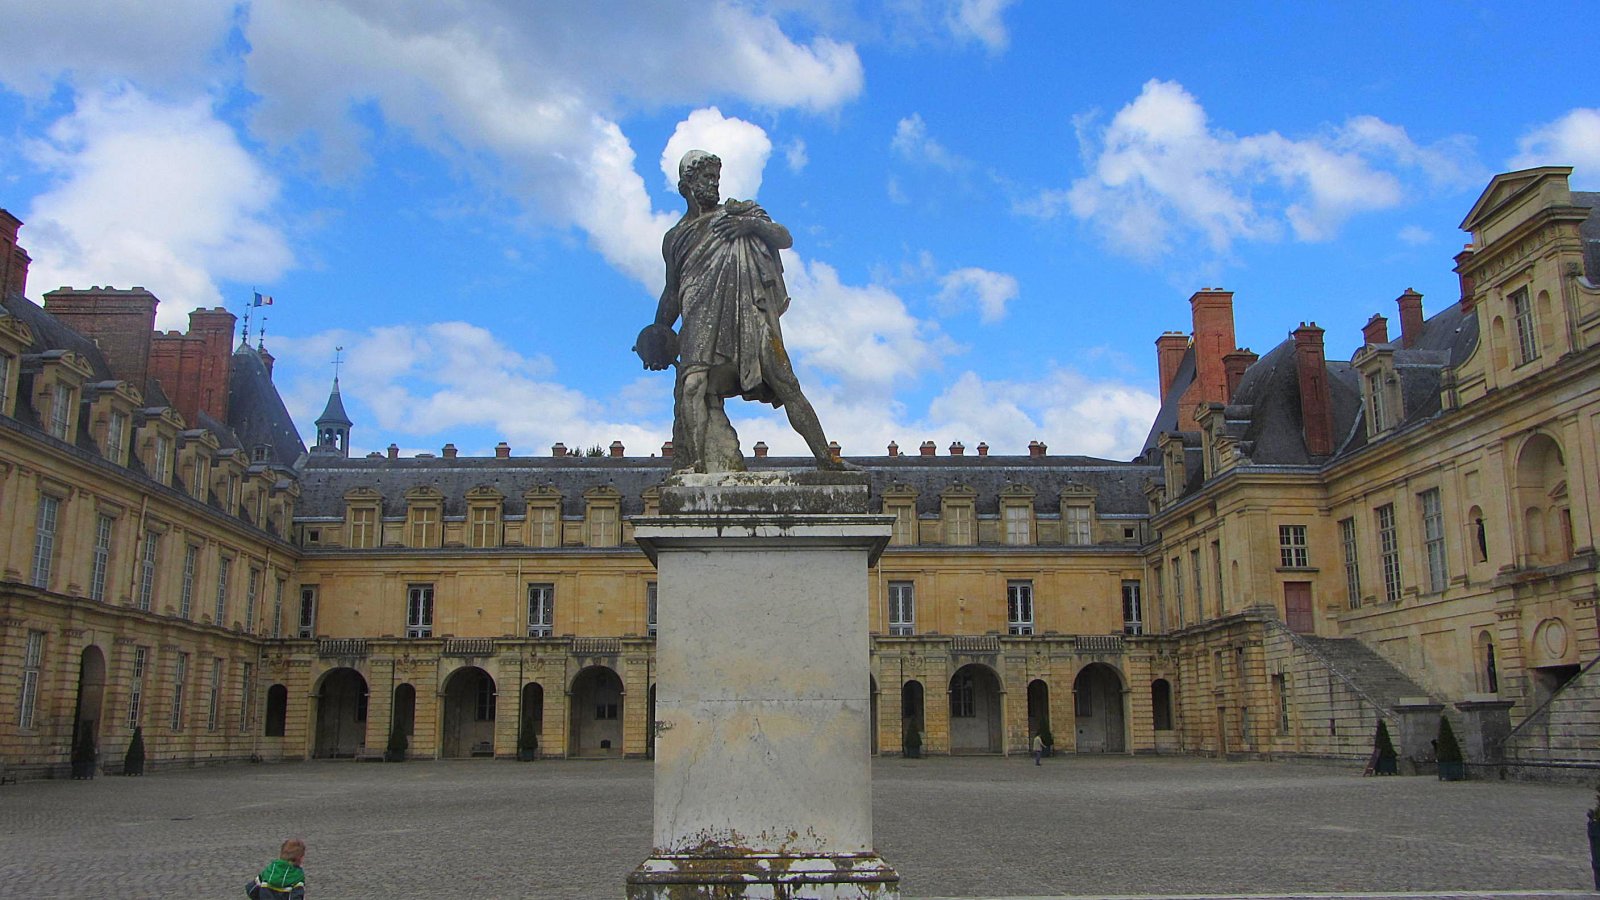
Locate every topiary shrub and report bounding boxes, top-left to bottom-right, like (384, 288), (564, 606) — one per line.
(903, 726), (922, 759)
(71, 722), (97, 780)
(385, 722), (407, 762)
(1373, 720), (1398, 775)
(1436, 715), (1465, 781)
(518, 715), (539, 762)
(123, 726), (145, 776)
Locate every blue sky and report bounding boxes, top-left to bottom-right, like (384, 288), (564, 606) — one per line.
(0, 1), (1595, 461)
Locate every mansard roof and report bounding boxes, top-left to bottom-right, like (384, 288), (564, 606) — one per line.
(295, 453), (1158, 519)
(1575, 191), (1600, 281)
(228, 345), (308, 468)
(1140, 343), (1195, 456)
(1, 291), (114, 380)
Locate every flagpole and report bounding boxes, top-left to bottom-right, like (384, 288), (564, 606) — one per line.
(242, 289), (253, 346)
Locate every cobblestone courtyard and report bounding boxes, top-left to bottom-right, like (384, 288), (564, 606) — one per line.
(0, 756), (1594, 899)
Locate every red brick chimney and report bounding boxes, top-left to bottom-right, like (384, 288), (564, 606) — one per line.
(609, 440), (624, 458)
(1189, 288), (1235, 407)
(948, 441), (964, 456)
(976, 442), (989, 457)
(42, 286), (159, 389)
(442, 443), (457, 459)
(551, 443), (567, 457)
(1029, 440), (1048, 458)
(1292, 323), (1335, 457)
(147, 306), (236, 426)
(660, 441), (673, 458)
(1155, 332), (1189, 402)
(1362, 314), (1389, 347)
(919, 441), (936, 457)
(753, 441), (768, 458)
(887, 441), (899, 457)
(258, 345), (275, 378)
(387, 443), (399, 460)
(828, 441), (842, 462)
(1222, 349), (1258, 400)
(1396, 289), (1424, 349)
(0, 210), (30, 300)
(1453, 247), (1476, 307)
(496, 441), (511, 459)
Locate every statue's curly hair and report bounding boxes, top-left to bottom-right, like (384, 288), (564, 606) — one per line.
(677, 150), (722, 202)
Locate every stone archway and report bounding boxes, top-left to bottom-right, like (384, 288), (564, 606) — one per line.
(1073, 663), (1126, 753)
(1026, 678), (1050, 742)
(521, 683), (545, 759)
(73, 645), (108, 763)
(948, 664), (1002, 754)
(900, 681), (925, 756)
(569, 666), (624, 757)
(441, 666), (496, 758)
(392, 683), (417, 743)
(313, 668), (368, 758)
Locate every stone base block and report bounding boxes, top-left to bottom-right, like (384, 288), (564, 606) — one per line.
(625, 852), (900, 899)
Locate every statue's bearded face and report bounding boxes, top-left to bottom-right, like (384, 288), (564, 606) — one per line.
(687, 165), (721, 209)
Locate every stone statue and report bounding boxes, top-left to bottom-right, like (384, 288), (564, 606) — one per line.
(637, 149), (843, 474)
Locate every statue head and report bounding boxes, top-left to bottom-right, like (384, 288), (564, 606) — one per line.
(677, 150), (722, 211)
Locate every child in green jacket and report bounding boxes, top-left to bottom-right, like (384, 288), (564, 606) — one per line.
(250, 838), (306, 899)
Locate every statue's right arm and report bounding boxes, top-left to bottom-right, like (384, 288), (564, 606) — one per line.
(653, 233), (681, 328)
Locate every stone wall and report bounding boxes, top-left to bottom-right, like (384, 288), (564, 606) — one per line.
(1262, 623), (1389, 762)
(1502, 654), (1600, 782)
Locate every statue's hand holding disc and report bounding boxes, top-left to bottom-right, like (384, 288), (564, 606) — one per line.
(634, 324), (679, 371)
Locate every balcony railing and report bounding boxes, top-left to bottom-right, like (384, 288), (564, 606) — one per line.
(1076, 634), (1124, 654)
(317, 638), (368, 659)
(573, 637), (621, 655)
(443, 637), (495, 658)
(950, 635), (1001, 653)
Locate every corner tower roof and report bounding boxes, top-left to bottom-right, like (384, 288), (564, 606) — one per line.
(315, 378), (352, 428)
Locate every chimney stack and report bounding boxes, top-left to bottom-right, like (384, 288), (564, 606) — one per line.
(442, 443), (457, 459)
(1396, 288), (1424, 348)
(1362, 314), (1389, 347)
(1222, 348), (1258, 399)
(1454, 247), (1476, 307)
(660, 441), (673, 458)
(828, 441), (842, 462)
(609, 440), (624, 458)
(887, 441), (899, 457)
(753, 441), (768, 458)
(948, 441), (964, 456)
(976, 442), (989, 457)
(1155, 332), (1189, 402)
(1292, 322), (1335, 457)
(42, 286), (159, 391)
(495, 441), (511, 459)
(258, 345), (275, 378)
(919, 440), (937, 457)
(387, 443), (399, 460)
(1029, 440), (1047, 458)
(551, 442), (568, 457)
(1190, 288), (1236, 407)
(0, 209), (30, 300)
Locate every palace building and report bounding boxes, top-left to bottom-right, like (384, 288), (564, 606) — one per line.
(1, 167), (1596, 779)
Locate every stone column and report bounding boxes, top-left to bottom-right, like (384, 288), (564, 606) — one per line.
(626, 472), (900, 900)
(1393, 699), (1445, 774)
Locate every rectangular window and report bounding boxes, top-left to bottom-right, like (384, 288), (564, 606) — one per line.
(31, 494), (60, 589)
(1339, 517), (1361, 609)
(476, 677), (496, 721)
(530, 506), (558, 548)
(106, 411), (128, 465)
(170, 652), (188, 731)
(945, 504), (973, 546)
(245, 566), (260, 632)
(1511, 287), (1539, 365)
(588, 505), (618, 547)
(90, 514), (114, 602)
(594, 702), (618, 720)
(470, 506), (497, 548)
(1278, 524), (1308, 568)
(527, 583), (554, 637)
(1421, 488), (1447, 593)
(891, 504), (915, 546)
(0, 353), (10, 413)
(1191, 548), (1205, 618)
(950, 671), (975, 718)
(410, 506), (437, 548)
(1171, 556), (1185, 626)
(272, 578), (285, 638)
(406, 584), (434, 638)
(213, 555), (232, 625)
(240, 662), (254, 732)
(1367, 371), (1387, 433)
(18, 630), (44, 729)
(1272, 673), (1290, 734)
(206, 658), (223, 731)
(1003, 505), (1031, 545)
(888, 581), (915, 636)
(127, 646), (148, 729)
(48, 383), (72, 438)
(1152, 563), (1166, 631)
(1377, 504), (1402, 603)
(179, 545), (197, 620)
(1121, 580), (1143, 636)
(138, 531), (159, 612)
(646, 582), (658, 637)
(1006, 579), (1034, 635)
(1064, 505), (1093, 545)
(1211, 540), (1225, 618)
(298, 586), (317, 638)
(349, 507), (376, 549)
(153, 433), (171, 483)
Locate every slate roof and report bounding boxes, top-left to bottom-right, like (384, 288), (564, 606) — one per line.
(1140, 344), (1195, 456)
(228, 345), (308, 469)
(1, 291), (114, 380)
(1575, 191), (1600, 281)
(315, 379), (352, 427)
(295, 453), (1158, 519)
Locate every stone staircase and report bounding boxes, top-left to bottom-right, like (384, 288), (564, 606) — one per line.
(1292, 634), (1430, 711)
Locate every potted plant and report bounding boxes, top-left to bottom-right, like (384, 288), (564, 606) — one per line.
(384, 721), (407, 763)
(70, 722), (97, 780)
(518, 715), (539, 762)
(123, 726), (145, 776)
(1372, 720), (1398, 775)
(902, 726), (921, 759)
(1587, 781), (1599, 890)
(1435, 715), (1465, 781)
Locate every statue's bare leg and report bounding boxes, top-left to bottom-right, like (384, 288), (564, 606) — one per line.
(678, 366), (710, 473)
(760, 335), (843, 470)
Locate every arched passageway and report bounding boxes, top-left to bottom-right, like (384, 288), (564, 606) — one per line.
(901, 681), (925, 756)
(264, 684), (288, 737)
(313, 668), (368, 758)
(948, 664), (1002, 754)
(442, 667), (496, 758)
(1026, 678), (1050, 741)
(521, 683), (545, 759)
(1073, 663), (1126, 753)
(569, 666), (624, 757)
(392, 683), (417, 746)
(74, 646), (108, 761)
(1151, 679), (1173, 732)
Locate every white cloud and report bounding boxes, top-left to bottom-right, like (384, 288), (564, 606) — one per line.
(1056, 79), (1482, 261)
(891, 113), (968, 171)
(659, 107), (773, 202)
(21, 88), (291, 329)
(785, 138), (809, 173)
(937, 267), (1019, 323)
(0, 0), (235, 97)
(1397, 225), (1433, 246)
(243, 0), (863, 293)
(1510, 108), (1600, 187)
(925, 368), (1158, 460)
(946, 0), (1017, 54)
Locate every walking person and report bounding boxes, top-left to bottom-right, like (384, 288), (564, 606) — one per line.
(1031, 732), (1044, 766)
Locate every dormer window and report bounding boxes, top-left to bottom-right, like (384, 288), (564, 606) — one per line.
(106, 411), (128, 465)
(153, 434), (172, 484)
(1366, 371), (1387, 433)
(0, 352), (12, 416)
(48, 383), (72, 438)
(1510, 287), (1539, 365)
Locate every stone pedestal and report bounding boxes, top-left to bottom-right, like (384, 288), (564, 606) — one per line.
(1454, 697), (1515, 764)
(626, 472), (901, 899)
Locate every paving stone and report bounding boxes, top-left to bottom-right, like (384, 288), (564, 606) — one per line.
(0, 756), (1592, 899)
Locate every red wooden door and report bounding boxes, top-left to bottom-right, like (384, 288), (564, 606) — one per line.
(1284, 581), (1314, 633)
